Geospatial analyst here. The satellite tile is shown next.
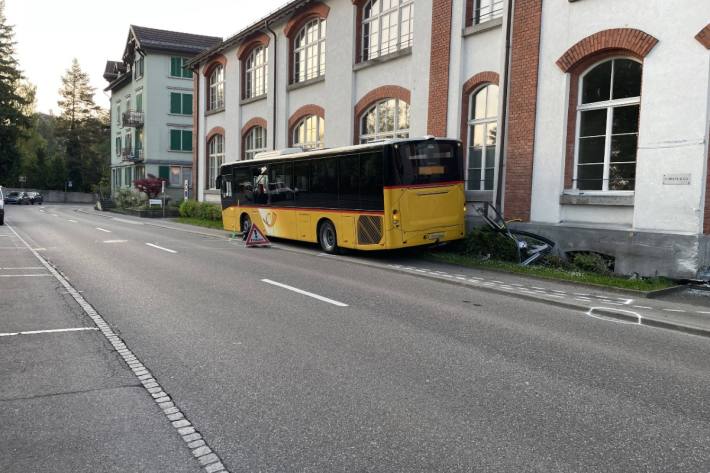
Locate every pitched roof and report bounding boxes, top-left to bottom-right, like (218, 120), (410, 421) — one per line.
(130, 25), (222, 55)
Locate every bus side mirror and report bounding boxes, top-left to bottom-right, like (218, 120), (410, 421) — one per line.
(215, 176), (222, 189)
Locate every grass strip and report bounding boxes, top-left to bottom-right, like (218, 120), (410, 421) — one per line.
(425, 251), (675, 292)
(175, 216), (225, 230)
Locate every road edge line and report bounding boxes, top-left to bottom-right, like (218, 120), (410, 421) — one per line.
(6, 224), (231, 473)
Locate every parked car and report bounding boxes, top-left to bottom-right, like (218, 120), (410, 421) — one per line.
(27, 192), (43, 205)
(0, 187), (4, 225)
(5, 191), (30, 205)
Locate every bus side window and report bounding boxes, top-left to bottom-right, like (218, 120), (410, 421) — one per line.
(234, 167), (253, 204)
(294, 161), (310, 203)
(361, 151), (384, 211)
(252, 166), (269, 205)
(310, 158), (337, 208)
(268, 163), (294, 203)
(338, 154), (359, 209)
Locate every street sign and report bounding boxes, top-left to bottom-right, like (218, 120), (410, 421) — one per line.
(245, 224), (271, 248)
(183, 179), (189, 200)
(18, 176), (26, 183)
(67, 181), (73, 188)
(149, 199), (162, 207)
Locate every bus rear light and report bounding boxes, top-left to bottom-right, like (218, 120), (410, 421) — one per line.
(392, 209), (400, 226)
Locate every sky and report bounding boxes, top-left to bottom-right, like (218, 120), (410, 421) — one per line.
(5, 0), (287, 114)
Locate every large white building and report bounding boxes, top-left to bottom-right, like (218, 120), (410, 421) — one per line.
(188, 0), (710, 278)
(104, 26), (221, 200)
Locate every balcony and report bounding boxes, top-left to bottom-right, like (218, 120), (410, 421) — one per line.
(121, 147), (144, 163)
(122, 110), (144, 128)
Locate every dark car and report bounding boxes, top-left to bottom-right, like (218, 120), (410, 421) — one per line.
(5, 191), (30, 205)
(27, 192), (43, 205)
(0, 187), (4, 225)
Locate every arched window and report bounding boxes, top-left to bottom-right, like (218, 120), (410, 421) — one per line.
(293, 115), (325, 150)
(467, 84), (498, 191)
(245, 46), (268, 99)
(575, 58), (641, 191)
(362, 0), (413, 61)
(360, 98), (409, 143)
(208, 65), (224, 111)
(244, 126), (267, 160)
(207, 134), (224, 189)
(293, 18), (326, 83)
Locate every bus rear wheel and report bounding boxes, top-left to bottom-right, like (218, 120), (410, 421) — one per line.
(318, 220), (338, 254)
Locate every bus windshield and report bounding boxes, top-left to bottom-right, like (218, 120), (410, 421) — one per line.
(391, 141), (461, 186)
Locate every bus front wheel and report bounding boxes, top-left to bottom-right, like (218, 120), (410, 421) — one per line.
(241, 214), (251, 234)
(318, 220), (338, 254)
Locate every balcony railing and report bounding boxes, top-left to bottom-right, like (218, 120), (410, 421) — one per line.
(122, 110), (144, 127)
(120, 147), (144, 162)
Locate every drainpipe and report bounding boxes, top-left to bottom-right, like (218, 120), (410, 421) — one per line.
(193, 67), (200, 200)
(265, 20), (277, 150)
(495, 0), (514, 209)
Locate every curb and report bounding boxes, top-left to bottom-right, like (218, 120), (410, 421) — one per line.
(75, 208), (710, 339)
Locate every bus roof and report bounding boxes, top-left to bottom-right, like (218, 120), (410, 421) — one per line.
(219, 136), (459, 169)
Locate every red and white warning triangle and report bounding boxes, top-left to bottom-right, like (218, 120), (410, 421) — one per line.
(245, 224), (271, 247)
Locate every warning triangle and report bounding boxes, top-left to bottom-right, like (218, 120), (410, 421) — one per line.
(245, 223), (271, 247)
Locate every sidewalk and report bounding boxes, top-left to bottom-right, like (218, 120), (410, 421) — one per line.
(78, 206), (710, 339)
(0, 222), (213, 473)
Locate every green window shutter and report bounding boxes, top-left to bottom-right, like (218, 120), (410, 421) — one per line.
(183, 94), (193, 115)
(170, 57), (179, 76)
(136, 94), (142, 113)
(170, 130), (181, 150)
(182, 131), (193, 152)
(182, 58), (191, 78)
(159, 166), (170, 180)
(170, 93), (181, 114)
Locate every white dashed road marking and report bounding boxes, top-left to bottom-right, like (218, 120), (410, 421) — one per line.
(0, 274), (51, 278)
(261, 279), (348, 307)
(146, 243), (177, 254)
(663, 308), (686, 313)
(103, 240), (128, 244)
(0, 327), (98, 337)
(96, 227), (112, 233)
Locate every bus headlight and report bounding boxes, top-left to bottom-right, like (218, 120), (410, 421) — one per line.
(392, 209), (400, 226)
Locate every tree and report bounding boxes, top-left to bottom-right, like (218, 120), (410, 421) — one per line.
(0, 0), (31, 181)
(57, 59), (107, 192)
(134, 178), (166, 198)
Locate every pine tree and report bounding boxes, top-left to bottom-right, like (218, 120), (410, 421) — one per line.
(57, 58), (101, 191)
(0, 0), (30, 180)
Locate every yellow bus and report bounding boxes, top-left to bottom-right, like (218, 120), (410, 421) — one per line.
(217, 137), (465, 253)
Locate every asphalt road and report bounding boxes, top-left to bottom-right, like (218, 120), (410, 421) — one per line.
(3, 204), (710, 472)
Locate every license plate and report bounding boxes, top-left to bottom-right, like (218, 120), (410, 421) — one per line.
(426, 232), (445, 240)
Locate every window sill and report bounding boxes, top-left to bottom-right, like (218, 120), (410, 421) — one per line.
(463, 17), (503, 37)
(205, 107), (225, 116)
(168, 113), (193, 117)
(353, 47), (412, 72)
(287, 76), (325, 92)
(168, 76), (193, 81)
(204, 189), (220, 195)
(240, 94), (267, 106)
(560, 193), (634, 207)
(167, 150), (193, 154)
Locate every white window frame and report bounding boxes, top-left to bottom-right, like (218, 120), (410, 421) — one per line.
(360, 98), (410, 143)
(245, 46), (268, 99)
(292, 115), (325, 150)
(207, 135), (224, 189)
(293, 18), (326, 83)
(572, 57), (641, 193)
(244, 126), (268, 161)
(362, 0), (414, 61)
(473, 0), (503, 25)
(466, 84), (498, 191)
(208, 65), (225, 111)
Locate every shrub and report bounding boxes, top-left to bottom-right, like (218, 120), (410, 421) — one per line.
(179, 200), (222, 221)
(456, 227), (519, 262)
(134, 178), (166, 198)
(570, 252), (613, 274)
(115, 188), (144, 209)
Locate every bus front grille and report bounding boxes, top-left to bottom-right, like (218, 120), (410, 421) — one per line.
(357, 215), (383, 245)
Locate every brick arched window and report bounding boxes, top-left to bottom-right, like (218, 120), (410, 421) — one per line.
(241, 117), (268, 161)
(284, 2), (330, 84)
(238, 34), (270, 100)
(206, 131), (224, 189)
(460, 72), (500, 192)
(289, 105), (325, 149)
(354, 0), (413, 62)
(203, 56), (226, 112)
(557, 29), (658, 192)
(354, 85), (411, 143)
